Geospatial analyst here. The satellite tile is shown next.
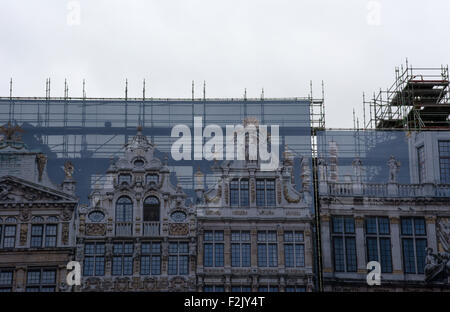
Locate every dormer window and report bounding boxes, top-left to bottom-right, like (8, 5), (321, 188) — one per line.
(146, 174), (159, 185)
(118, 174), (132, 185)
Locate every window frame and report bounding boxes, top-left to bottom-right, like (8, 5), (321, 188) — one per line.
(438, 140), (450, 184)
(331, 216), (357, 272)
(365, 217), (392, 273)
(83, 242), (105, 277)
(401, 217), (427, 274)
(204, 231), (224, 268)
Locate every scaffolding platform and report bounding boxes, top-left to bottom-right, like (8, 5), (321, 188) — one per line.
(364, 63), (450, 130)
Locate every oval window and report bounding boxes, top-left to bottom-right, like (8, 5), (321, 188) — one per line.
(88, 211), (105, 222)
(134, 159), (145, 167)
(170, 211), (187, 222)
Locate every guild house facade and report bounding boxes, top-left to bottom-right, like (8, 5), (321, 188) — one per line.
(0, 123), (77, 292)
(317, 130), (450, 291)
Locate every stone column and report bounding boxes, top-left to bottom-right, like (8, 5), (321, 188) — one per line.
(320, 214), (333, 273)
(389, 217), (403, 274)
(251, 229), (258, 267)
(277, 227), (284, 267)
(197, 229), (204, 271)
(14, 266), (26, 292)
(425, 216), (438, 252)
(304, 226), (313, 268)
(355, 216), (367, 274)
(58, 264), (67, 292)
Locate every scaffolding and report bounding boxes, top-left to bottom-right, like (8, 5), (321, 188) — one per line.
(364, 62), (450, 130)
(1, 81), (323, 203)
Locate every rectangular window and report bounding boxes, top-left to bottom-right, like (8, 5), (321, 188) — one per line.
(204, 231), (224, 267)
(26, 268), (56, 292)
(266, 180), (275, 206)
(0, 269), (13, 292)
(401, 217), (427, 274)
(31, 225), (43, 248)
(118, 174), (132, 185)
(240, 180), (249, 207)
(438, 141), (450, 184)
(256, 180), (265, 207)
(146, 174), (159, 185)
(231, 231), (251, 267)
(285, 286), (306, 292)
(332, 216), (357, 272)
(284, 231), (305, 267)
(230, 180), (239, 207)
(257, 231), (278, 267)
(2, 225), (16, 248)
(45, 225), (57, 247)
(83, 243), (105, 276)
(203, 285), (224, 292)
(256, 179), (276, 207)
(417, 145), (426, 183)
(168, 242), (189, 275)
(31, 224), (58, 248)
(365, 217), (392, 273)
(112, 242), (133, 276)
(230, 179), (251, 207)
(231, 286), (252, 292)
(141, 242), (161, 275)
(258, 285), (278, 292)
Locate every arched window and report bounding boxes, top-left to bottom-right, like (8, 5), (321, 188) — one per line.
(143, 196), (160, 222)
(116, 196), (133, 222)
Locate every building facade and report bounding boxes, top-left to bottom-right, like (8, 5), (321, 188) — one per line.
(75, 127), (197, 291)
(194, 119), (315, 292)
(0, 124), (78, 292)
(317, 130), (450, 291)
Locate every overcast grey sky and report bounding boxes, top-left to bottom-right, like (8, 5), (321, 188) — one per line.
(0, 0), (449, 128)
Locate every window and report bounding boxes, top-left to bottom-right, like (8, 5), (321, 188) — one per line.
(401, 217), (427, 274)
(231, 286), (252, 292)
(365, 217), (392, 273)
(285, 286), (306, 292)
(257, 231), (278, 267)
(146, 174), (159, 185)
(112, 242), (134, 276)
(204, 285), (224, 292)
(116, 196), (133, 222)
(439, 141), (450, 184)
(143, 196), (160, 222)
(417, 145), (426, 183)
(168, 242), (189, 275)
(134, 159), (145, 168)
(1, 224), (16, 248)
(284, 231), (305, 267)
(332, 216), (357, 272)
(31, 225), (43, 247)
(256, 179), (276, 207)
(0, 269), (13, 292)
(258, 285), (278, 292)
(230, 179), (249, 207)
(30, 224), (58, 248)
(231, 231), (251, 267)
(141, 242), (161, 275)
(118, 174), (132, 185)
(26, 268), (56, 292)
(88, 211), (105, 222)
(83, 243), (105, 276)
(204, 231), (224, 267)
(240, 180), (249, 207)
